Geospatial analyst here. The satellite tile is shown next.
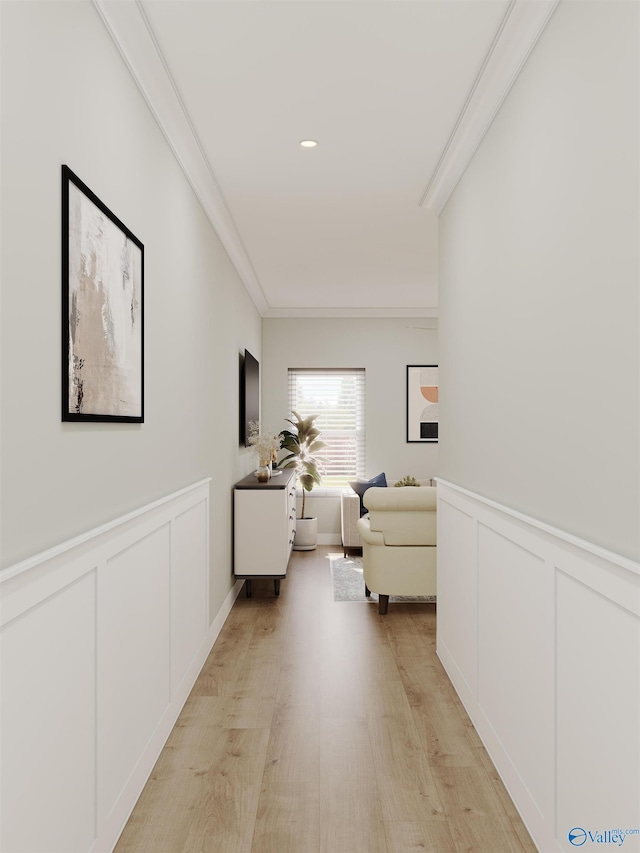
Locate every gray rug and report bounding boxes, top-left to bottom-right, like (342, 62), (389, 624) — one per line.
(329, 555), (436, 604)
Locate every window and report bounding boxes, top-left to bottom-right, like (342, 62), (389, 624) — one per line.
(287, 368), (365, 489)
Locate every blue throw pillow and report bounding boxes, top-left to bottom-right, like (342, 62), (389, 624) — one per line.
(349, 472), (387, 516)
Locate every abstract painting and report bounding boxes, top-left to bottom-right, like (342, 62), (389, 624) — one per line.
(62, 166), (144, 422)
(407, 365), (438, 442)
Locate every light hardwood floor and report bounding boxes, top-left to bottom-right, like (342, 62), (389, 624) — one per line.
(115, 547), (538, 853)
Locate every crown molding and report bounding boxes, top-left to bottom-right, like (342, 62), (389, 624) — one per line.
(420, 0), (560, 215)
(92, 0), (269, 316)
(93, 0), (558, 315)
(262, 306), (438, 320)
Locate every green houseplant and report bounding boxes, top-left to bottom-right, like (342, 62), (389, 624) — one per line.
(394, 475), (420, 487)
(279, 411), (325, 550)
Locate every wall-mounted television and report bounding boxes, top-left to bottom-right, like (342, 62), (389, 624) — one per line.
(240, 349), (259, 447)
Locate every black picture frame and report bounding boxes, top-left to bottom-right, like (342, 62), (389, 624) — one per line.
(62, 165), (144, 423)
(406, 365), (438, 442)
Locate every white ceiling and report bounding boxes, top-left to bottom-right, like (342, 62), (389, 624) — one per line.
(95, 0), (559, 318)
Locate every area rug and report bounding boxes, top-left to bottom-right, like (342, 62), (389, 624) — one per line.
(329, 555), (436, 604)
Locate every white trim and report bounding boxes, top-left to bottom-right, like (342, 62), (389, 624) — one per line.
(263, 306), (439, 320)
(0, 477), (212, 584)
(93, 0), (558, 315)
(436, 478), (640, 578)
(317, 534), (342, 546)
(420, 0), (560, 214)
(91, 0), (268, 315)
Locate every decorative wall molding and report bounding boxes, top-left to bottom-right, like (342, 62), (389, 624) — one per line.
(1, 478), (212, 584)
(420, 0), (560, 214)
(0, 480), (243, 853)
(92, 0), (269, 316)
(436, 478), (640, 579)
(93, 0), (558, 316)
(262, 305), (439, 320)
(436, 480), (640, 853)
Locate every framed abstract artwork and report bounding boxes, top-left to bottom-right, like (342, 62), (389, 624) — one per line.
(406, 365), (438, 442)
(62, 165), (144, 422)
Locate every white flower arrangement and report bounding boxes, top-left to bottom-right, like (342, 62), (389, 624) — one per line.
(247, 421), (281, 466)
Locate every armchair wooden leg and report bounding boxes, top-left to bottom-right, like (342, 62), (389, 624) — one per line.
(378, 594), (389, 615)
(365, 584), (371, 598)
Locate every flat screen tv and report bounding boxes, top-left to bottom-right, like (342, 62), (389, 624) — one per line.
(240, 349), (259, 447)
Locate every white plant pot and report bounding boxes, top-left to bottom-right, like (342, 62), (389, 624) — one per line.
(293, 517), (318, 551)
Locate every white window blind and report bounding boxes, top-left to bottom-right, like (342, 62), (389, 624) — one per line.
(287, 368), (365, 489)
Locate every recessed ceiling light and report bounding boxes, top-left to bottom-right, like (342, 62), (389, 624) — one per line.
(300, 139), (318, 148)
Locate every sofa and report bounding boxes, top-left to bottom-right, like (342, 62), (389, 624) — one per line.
(356, 485), (437, 614)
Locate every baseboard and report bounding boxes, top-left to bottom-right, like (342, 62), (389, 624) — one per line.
(97, 577), (244, 852)
(317, 533), (342, 545)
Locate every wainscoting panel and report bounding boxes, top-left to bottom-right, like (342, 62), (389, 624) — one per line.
(0, 479), (244, 853)
(477, 524), (555, 825)
(1, 571), (98, 853)
(436, 498), (477, 698)
(556, 571), (640, 850)
(171, 501), (209, 693)
(437, 480), (640, 853)
(98, 525), (172, 826)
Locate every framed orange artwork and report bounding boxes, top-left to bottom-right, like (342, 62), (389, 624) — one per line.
(406, 365), (438, 442)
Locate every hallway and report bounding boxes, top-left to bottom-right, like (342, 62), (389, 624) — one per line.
(114, 547), (537, 853)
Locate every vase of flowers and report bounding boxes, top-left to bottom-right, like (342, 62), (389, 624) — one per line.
(247, 421), (281, 481)
(254, 464), (271, 483)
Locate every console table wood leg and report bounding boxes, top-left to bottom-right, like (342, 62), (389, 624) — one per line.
(245, 579), (252, 598)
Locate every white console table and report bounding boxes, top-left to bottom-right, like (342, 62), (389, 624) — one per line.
(233, 467), (297, 597)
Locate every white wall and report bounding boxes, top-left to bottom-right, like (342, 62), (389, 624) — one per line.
(437, 481), (639, 853)
(439, 0), (639, 562)
(1, 3), (261, 849)
(262, 317), (438, 537)
(0, 1), (261, 617)
(437, 2), (640, 851)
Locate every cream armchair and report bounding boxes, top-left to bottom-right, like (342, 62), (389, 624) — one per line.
(356, 486), (437, 614)
(341, 479), (435, 556)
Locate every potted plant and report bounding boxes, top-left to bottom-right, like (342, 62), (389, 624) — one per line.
(279, 411), (325, 550)
(394, 475), (420, 487)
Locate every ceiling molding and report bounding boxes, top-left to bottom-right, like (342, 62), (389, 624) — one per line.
(420, 0), (560, 215)
(262, 306), (439, 320)
(92, 0), (269, 316)
(93, 0), (557, 317)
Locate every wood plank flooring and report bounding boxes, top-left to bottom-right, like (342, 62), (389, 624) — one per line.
(114, 547), (538, 853)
